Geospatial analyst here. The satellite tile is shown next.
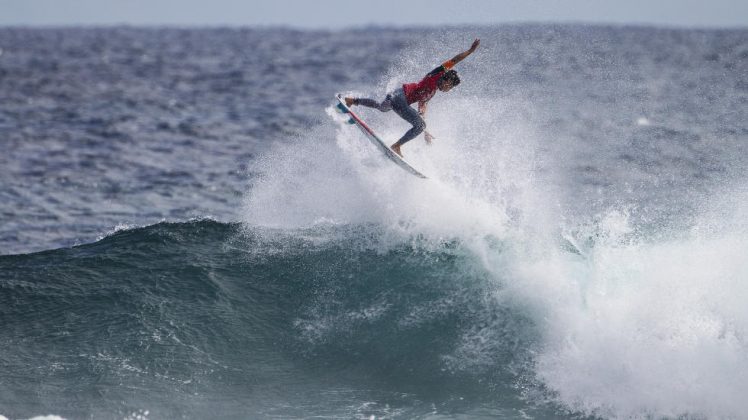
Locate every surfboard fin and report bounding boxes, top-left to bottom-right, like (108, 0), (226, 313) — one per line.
(335, 102), (356, 124)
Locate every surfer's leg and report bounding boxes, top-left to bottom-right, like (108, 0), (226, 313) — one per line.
(346, 97), (393, 112)
(389, 91), (425, 147)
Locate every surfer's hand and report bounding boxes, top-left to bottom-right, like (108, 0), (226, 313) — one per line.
(424, 132), (435, 144)
(469, 39), (480, 53)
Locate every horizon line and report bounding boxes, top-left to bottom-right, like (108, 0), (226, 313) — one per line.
(1, 20), (746, 31)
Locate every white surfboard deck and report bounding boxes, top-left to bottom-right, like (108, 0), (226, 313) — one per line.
(335, 94), (428, 179)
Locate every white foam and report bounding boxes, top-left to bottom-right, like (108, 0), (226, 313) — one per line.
(501, 195), (748, 419)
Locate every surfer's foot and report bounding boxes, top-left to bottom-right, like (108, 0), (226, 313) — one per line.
(391, 143), (402, 157)
(344, 97), (356, 107)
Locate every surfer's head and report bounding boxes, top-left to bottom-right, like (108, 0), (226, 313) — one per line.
(438, 70), (460, 92)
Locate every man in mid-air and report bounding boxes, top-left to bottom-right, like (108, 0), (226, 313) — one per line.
(345, 38), (480, 157)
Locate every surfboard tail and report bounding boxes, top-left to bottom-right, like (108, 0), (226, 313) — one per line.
(335, 97), (356, 124)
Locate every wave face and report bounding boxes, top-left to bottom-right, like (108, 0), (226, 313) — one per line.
(0, 220), (546, 419)
(2, 25), (748, 419)
(4, 212), (748, 419)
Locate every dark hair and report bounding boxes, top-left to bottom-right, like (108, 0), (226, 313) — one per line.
(440, 70), (460, 87)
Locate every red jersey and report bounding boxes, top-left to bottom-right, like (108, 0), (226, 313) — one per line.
(402, 60), (455, 105)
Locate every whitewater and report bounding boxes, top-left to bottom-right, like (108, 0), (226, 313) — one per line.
(1, 26), (747, 419)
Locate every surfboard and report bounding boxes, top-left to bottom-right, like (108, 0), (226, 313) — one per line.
(335, 94), (428, 179)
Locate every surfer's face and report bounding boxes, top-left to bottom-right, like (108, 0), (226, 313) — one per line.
(438, 80), (454, 92)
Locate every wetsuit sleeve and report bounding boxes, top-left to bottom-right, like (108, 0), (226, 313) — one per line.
(426, 66), (443, 76)
(425, 59), (456, 77)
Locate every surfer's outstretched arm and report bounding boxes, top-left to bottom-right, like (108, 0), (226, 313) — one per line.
(445, 39), (480, 67)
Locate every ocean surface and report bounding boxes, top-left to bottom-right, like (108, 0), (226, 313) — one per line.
(1, 25), (747, 419)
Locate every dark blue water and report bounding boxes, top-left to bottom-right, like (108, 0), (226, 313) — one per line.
(1, 26), (747, 419)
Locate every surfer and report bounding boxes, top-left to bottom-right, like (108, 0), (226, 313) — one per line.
(345, 39), (480, 157)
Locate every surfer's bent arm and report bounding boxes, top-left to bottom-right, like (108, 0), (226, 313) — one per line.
(419, 101), (434, 143)
(418, 101), (428, 117)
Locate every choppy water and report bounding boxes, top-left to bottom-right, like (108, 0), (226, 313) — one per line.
(1, 25), (747, 419)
